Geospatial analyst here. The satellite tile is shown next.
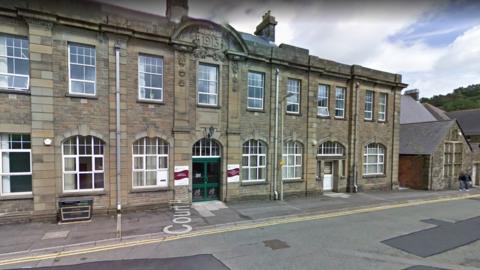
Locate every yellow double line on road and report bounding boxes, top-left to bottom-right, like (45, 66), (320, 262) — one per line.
(1, 194), (479, 267)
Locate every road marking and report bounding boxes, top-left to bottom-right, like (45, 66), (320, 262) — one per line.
(0, 193), (479, 267)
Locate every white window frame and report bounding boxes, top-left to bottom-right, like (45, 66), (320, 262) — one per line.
(282, 141), (303, 180)
(197, 63), (218, 106)
(363, 143), (385, 176)
(62, 136), (104, 192)
(241, 140), (267, 182)
(132, 137), (169, 188)
(138, 54), (164, 102)
(68, 43), (96, 96)
(192, 138), (220, 158)
(317, 141), (345, 157)
(0, 134), (32, 196)
(378, 93), (387, 122)
(0, 35), (30, 91)
(247, 71), (264, 110)
(317, 84), (329, 117)
(335, 87), (346, 118)
(364, 90), (374, 120)
(286, 79), (300, 114)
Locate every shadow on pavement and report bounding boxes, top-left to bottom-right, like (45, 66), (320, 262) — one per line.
(7, 255), (230, 270)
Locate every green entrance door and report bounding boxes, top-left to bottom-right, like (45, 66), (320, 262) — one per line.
(192, 158), (220, 202)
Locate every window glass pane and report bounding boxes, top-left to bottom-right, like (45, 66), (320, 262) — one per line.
(79, 173), (93, 189)
(158, 156), (168, 169)
(146, 156), (156, 170)
(8, 152), (30, 173)
(146, 171), (156, 186)
(7, 175), (31, 193)
(64, 174), (77, 190)
(64, 157), (76, 172)
(133, 172), (143, 187)
(94, 157), (103, 171)
(94, 173), (104, 189)
(79, 156), (92, 172)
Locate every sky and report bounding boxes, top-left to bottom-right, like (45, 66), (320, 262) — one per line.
(97, 0), (480, 98)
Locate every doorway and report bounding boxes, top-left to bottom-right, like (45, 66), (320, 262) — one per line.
(192, 158), (221, 202)
(323, 161), (333, 191)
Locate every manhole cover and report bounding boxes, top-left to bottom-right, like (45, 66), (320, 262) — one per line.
(263, 239), (290, 250)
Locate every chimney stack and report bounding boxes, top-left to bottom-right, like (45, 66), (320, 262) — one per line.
(404, 89), (420, 101)
(254, 10), (277, 43)
(166, 0), (188, 23)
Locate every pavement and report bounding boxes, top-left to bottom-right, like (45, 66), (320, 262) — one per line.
(0, 188), (479, 265)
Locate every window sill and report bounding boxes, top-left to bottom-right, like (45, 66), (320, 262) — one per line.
(363, 174), (386, 179)
(246, 108), (265, 113)
(60, 191), (106, 197)
(65, 93), (98, 100)
(197, 104), (221, 109)
(364, 119), (374, 122)
(0, 194), (33, 201)
(334, 117), (347, 121)
(137, 99), (165, 105)
(240, 180), (269, 186)
(378, 120), (388, 124)
(283, 178), (303, 183)
(0, 89), (31, 95)
(130, 187), (170, 193)
(286, 112), (301, 117)
(317, 115), (331, 119)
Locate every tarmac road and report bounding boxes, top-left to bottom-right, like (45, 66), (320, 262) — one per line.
(4, 196), (480, 270)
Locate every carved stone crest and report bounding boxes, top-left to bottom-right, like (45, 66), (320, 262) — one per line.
(192, 46), (226, 62)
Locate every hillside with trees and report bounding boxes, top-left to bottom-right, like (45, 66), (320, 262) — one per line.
(420, 84), (480, 111)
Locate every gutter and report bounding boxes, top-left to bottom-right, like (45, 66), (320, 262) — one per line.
(114, 42), (122, 236)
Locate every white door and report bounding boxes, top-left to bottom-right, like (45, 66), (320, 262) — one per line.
(323, 161), (333, 191)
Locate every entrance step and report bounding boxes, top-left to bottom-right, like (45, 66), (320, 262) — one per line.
(323, 192), (351, 199)
(192, 201), (228, 217)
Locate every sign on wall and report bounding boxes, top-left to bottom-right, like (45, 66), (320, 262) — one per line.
(227, 164), (240, 183)
(174, 166), (189, 186)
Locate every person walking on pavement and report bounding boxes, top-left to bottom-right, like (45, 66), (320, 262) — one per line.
(458, 171), (469, 191)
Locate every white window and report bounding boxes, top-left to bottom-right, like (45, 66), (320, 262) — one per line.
(379, 93), (387, 121)
(132, 137), (169, 188)
(242, 140), (267, 182)
(286, 79), (300, 113)
(335, 87), (346, 118)
(0, 134), (31, 195)
(192, 138), (220, 157)
(282, 141), (303, 180)
(63, 136), (104, 191)
(317, 84), (329, 116)
(318, 141), (345, 157)
(363, 143), (385, 175)
(0, 36), (29, 90)
(197, 63), (218, 106)
(138, 55), (164, 101)
(364, 90), (374, 120)
(247, 71), (264, 110)
(68, 43), (96, 95)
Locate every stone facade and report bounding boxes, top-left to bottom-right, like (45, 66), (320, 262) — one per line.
(0, 0), (407, 221)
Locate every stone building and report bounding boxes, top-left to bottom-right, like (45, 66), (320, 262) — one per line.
(0, 0), (406, 222)
(399, 91), (473, 190)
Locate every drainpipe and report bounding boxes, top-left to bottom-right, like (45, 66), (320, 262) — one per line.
(273, 68), (280, 200)
(352, 81), (359, 192)
(390, 89), (397, 190)
(114, 42), (122, 236)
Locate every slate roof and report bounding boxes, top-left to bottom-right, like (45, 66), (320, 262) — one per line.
(400, 95), (437, 124)
(239, 32), (276, 48)
(447, 109), (480, 135)
(400, 120), (455, 155)
(423, 103), (451, 121)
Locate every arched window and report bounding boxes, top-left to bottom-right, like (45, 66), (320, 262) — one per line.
(63, 135), (104, 191)
(192, 138), (220, 157)
(283, 141), (303, 180)
(132, 137), (169, 188)
(363, 143), (385, 175)
(242, 140), (267, 182)
(317, 141), (345, 157)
